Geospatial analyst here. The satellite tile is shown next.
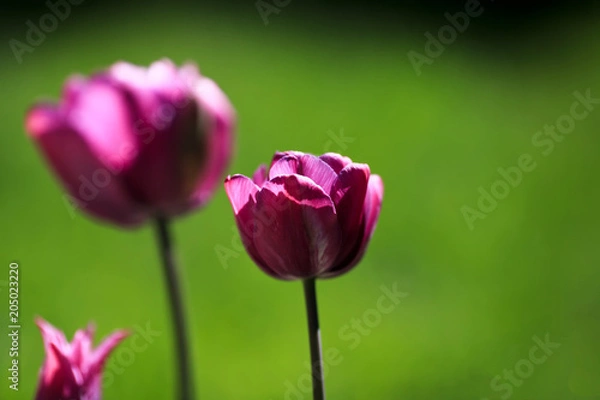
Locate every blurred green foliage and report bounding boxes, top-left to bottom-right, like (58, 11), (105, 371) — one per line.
(0, 3), (599, 399)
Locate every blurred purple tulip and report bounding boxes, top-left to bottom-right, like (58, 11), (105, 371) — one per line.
(224, 151), (384, 280)
(25, 59), (235, 227)
(35, 318), (127, 400)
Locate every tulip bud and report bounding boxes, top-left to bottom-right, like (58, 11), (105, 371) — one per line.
(34, 318), (128, 400)
(224, 151), (383, 279)
(25, 59), (235, 227)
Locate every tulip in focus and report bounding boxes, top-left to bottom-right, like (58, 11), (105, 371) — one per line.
(35, 318), (128, 400)
(25, 59), (235, 227)
(224, 151), (384, 280)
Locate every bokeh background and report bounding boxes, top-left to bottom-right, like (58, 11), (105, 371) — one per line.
(1, 0), (599, 399)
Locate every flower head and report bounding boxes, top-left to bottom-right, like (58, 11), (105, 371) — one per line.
(25, 59), (235, 227)
(35, 318), (128, 400)
(224, 151), (383, 279)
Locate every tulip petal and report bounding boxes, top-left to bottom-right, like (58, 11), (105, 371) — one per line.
(269, 155), (300, 179)
(324, 174), (383, 278)
(253, 175), (342, 279)
(224, 174), (259, 214)
(297, 154), (338, 195)
(70, 324), (94, 369)
(36, 343), (81, 400)
(109, 62), (235, 216)
(224, 175), (280, 278)
(270, 154), (338, 195)
(319, 152), (353, 174)
(271, 151), (305, 168)
(330, 163), (370, 264)
(189, 78), (235, 208)
(35, 320), (79, 400)
(66, 77), (139, 170)
(35, 318), (69, 382)
(26, 104), (147, 227)
(252, 164), (268, 186)
(35, 320), (125, 400)
(87, 330), (129, 379)
(110, 59), (180, 95)
(124, 96), (203, 214)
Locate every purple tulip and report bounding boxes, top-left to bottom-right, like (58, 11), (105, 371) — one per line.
(25, 59), (235, 227)
(224, 151), (383, 280)
(35, 318), (128, 400)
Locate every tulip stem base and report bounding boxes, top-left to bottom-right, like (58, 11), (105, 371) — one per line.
(303, 278), (326, 400)
(154, 217), (195, 400)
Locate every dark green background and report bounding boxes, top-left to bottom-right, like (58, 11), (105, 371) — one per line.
(0, 1), (599, 399)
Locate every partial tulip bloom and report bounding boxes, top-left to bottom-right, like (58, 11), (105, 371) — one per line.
(225, 151), (383, 279)
(35, 318), (128, 400)
(25, 59), (235, 227)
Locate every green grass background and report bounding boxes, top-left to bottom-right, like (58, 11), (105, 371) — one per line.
(0, 3), (599, 399)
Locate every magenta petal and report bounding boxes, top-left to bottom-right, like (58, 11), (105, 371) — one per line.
(188, 78), (236, 208)
(269, 155), (301, 179)
(297, 154), (338, 195)
(224, 174), (259, 214)
(253, 175), (342, 279)
(88, 330), (129, 378)
(325, 174), (383, 278)
(26, 105), (147, 227)
(108, 59), (190, 111)
(270, 150), (305, 168)
(319, 152), (353, 174)
(124, 97), (202, 214)
(70, 324), (94, 369)
(35, 320), (127, 400)
(66, 77), (138, 171)
(225, 175), (280, 278)
(331, 163), (370, 262)
(270, 154), (338, 195)
(35, 320), (80, 400)
(62, 75), (87, 107)
(35, 318), (69, 378)
(252, 164), (268, 186)
(36, 344), (81, 400)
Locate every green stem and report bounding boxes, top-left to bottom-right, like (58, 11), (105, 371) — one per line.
(303, 278), (326, 400)
(154, 217), (195, 400)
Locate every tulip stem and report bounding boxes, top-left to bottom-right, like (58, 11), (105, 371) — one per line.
(303, 278), (326, 400)
(154, 217), (195, 400)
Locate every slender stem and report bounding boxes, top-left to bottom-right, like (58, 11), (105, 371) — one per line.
(154, 217), (195, 400)
(303, 278), (326, 400)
